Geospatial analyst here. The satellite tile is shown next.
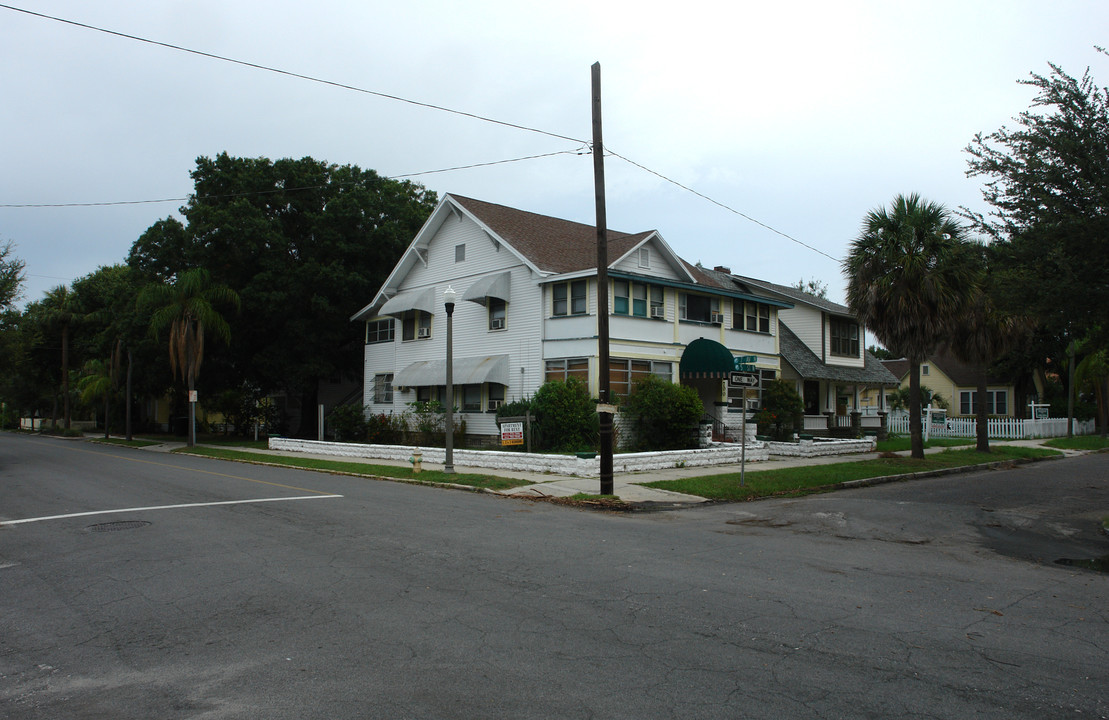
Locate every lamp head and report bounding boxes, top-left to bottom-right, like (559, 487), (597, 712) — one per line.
(443, 285), (457, 312)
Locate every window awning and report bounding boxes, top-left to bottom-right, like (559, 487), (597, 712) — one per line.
(393, 354), (510, 388)
(680, 338), (736, 379)
(462, 272), (511, 306)
(379, 287), (437, 317)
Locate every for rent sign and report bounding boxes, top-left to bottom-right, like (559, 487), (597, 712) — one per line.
(500, 421), (524, 446)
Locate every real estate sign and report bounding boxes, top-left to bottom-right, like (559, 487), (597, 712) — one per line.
(501, 422), (524, 446)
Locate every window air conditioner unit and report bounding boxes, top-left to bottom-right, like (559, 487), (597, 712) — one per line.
(417, 327), (431, 338)
(491, 318), (505, 330)
(710, 312), (723, 324)
(650, 306), (665, 319)
(488, 400), (503, 411)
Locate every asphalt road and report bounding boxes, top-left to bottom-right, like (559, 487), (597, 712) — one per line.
(2, 433), (1106, 719)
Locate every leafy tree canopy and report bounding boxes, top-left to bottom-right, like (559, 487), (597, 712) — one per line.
(965, 50), (1109, 352)
(792, 277), (828, 299)
(128, 153), (437, 434)
(0, 240), (25, 310)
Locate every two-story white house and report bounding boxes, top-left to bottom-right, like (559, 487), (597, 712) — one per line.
(350, 195), (793, 444)
(728, 275), (900, 430)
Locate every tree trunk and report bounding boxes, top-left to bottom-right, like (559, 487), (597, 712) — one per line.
(909, 359), (924, 459)
(975, 365), (990, 453)
(1066, 343), (1075, 438)
(297, 385), (320, 439)
(187, 372), (196, 447)
(125, 349), (133, 441)
(62, 323), (70, 430)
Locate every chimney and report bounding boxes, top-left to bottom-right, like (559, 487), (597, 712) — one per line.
(713, 265), (731, 274)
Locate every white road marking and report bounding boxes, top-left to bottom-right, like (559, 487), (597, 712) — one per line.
(0, 494), (344, 526)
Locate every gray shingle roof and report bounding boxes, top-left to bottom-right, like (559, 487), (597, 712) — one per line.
(779, 324), (900, 386)
(731, 274), (852, 316)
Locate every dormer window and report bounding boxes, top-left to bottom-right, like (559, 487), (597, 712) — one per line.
(830, 318), (859, 356)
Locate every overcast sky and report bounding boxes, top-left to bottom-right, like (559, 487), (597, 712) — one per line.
(2, 0), (1107, 311)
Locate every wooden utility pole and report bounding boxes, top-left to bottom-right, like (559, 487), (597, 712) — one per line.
(592, 62), (614, 496)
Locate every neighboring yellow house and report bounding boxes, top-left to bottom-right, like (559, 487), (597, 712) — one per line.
(881, 351), (1027, 417)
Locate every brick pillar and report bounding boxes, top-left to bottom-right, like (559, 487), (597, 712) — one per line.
(851, 411), (862, 438)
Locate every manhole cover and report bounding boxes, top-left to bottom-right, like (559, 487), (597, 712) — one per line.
(87, 520), (151, 533)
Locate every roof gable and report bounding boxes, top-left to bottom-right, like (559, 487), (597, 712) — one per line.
(449, 195), (650, 274)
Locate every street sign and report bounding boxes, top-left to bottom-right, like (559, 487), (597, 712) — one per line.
(729, 372), (759, 387)
(733, 355), (757, 369)
(733, 364), (757, 372)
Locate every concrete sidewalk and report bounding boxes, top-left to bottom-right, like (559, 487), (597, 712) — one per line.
(118, 436), (1082, 508)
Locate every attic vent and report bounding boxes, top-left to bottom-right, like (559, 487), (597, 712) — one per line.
(714, 265), (731, 274)
(638, 248), (650, 268)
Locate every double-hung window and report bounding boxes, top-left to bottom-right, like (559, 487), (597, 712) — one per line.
(366, 318), (394, 344)
(960, 390), (1008, 415)
(679, 293), (720, 323)
(545, 358), (589, 383)
(614, 280), (655, 318)
(488, 298), (507, 330)
(829, 318), (859, 356)
(608, 358), (672, 397)
(552, 280), (587, 316)
(401, 310), (432, 341)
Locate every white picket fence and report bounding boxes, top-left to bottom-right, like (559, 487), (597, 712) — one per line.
(886, 413), (1096, 439)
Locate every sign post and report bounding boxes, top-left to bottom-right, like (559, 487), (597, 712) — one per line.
(728, 369), (760, 487)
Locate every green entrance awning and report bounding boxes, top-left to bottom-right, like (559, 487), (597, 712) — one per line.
(680, 338), (734, 379)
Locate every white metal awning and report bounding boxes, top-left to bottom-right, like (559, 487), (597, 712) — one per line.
(393, 354), (510, 387)
(461, 272), (511, 306)
(378, 287), (437, 317)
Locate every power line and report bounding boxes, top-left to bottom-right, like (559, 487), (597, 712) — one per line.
(0, 150), (586, 208)
(0, 3), (586, 146)
(605, 147), (842, 263)
(1, 4), (835, 262)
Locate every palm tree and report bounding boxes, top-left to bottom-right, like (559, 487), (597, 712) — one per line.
(843, 194), (976, 459)
(42, 285), (78, 430)
(137, 269), (240, 447)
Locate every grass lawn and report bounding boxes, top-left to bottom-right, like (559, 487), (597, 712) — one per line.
(875, 436), (975, 453)
(88, 437), (161, 448)
(645, 445), (1061, 502)
(1045, 435), (1109, 451)
(175, 446), (531, 492)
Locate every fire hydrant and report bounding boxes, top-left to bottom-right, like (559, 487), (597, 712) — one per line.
(409, 450), (423, 474)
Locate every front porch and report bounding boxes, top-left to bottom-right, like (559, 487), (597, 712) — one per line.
(801, 410), (888, 439)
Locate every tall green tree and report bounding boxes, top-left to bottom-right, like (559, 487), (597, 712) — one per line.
(844, 194), (976, 459)
(72, 264), (161, 438)
(129, 153), (436, 436)
(965, 51), (1109, 356)
(138, 268), (240, 446)
(41, 285), (80, 429)
(0, 240), (25, 310)
(946, 245), (1028, 452)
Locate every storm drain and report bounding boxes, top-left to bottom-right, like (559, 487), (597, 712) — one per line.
(86, 520), (151, 533)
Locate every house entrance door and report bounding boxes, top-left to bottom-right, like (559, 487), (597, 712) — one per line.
(803, 381), (819, 415)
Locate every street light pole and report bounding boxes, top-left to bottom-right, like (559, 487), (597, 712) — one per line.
(443, 285), (457, 474)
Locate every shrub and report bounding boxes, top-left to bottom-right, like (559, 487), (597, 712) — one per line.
(365, 412), (403, 444)
(620, 374), (703, 450)
(405, 400), (445, 433)
(531, 377), (598, 452)
(326, 404), (369, 442)
(755, 379), (804, 441)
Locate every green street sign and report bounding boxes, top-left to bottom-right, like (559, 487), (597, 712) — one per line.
(734, 355), (758, 366)
(734, 363), (757, 372)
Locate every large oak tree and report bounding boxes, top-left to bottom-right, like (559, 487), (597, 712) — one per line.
(129, 154), (437, 436)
